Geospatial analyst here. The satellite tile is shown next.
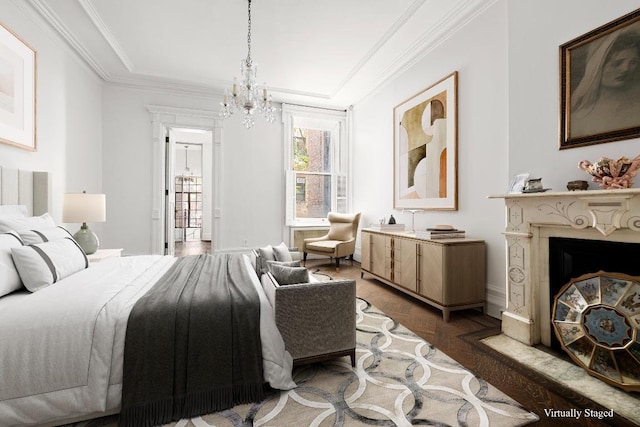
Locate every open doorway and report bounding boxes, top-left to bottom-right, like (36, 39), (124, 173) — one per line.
(168, 128), (213, 257)
(148, 105), (222, 256)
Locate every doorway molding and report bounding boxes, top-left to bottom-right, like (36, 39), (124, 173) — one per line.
(147, 105), (223, 255)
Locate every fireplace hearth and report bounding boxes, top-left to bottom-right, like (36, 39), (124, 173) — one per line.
(549, 237), (640, 351)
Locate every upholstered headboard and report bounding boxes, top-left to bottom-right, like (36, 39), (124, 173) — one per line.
(0, 167), (50, 216)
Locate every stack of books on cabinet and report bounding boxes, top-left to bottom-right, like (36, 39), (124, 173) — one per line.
(415, 227), (465, 239)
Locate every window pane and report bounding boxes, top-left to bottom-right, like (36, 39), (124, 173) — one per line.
(337, 175), (346, 198)
(295, 173), (331, 219)
(296, 177), (306, 201)
(293, 128), (331, 173)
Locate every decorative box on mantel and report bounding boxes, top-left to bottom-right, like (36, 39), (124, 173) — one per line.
(489, 188), (640, 347)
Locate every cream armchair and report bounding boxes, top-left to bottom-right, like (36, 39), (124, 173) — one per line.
(303, 212), (361, 271)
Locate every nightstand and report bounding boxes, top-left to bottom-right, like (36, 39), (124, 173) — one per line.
(87, 248), (123, 263)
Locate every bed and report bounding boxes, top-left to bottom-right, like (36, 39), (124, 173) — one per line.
(0, 167), (296, 427)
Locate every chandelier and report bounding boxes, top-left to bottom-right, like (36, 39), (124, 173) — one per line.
(219, 0), (276, 129)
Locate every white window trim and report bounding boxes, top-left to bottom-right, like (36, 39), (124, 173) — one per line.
(282, 104), (349, 227)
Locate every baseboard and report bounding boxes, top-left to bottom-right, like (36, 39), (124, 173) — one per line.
(485, 282), (505, 319)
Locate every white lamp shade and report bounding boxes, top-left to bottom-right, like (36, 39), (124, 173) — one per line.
(63, 193), (106, 223)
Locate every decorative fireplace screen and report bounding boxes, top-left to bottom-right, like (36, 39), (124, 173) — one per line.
(552, 271), (640, 391)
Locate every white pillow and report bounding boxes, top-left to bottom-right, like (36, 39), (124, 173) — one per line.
(18, 226), (74, 245)
(272, 241), (293, 262)
(0, 205), (28, 217)
(0, 231), (24, 297)
(0, 213), (56, 233)
(257, 245), (276, 276)
(11, 238), (89, 292)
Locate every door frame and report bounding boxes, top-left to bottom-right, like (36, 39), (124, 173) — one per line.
(147, 105), (223, 255)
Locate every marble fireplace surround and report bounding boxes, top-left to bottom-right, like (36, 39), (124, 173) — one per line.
(491, 188), (640, 347)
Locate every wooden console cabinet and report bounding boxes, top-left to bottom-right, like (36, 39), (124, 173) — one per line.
(361, 229), (486, 321)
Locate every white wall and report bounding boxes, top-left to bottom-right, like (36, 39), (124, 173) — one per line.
(101, 86), (286, 255)
(508, 0), (640, 185)
(352, 0), (509, 317)
(0, 1), (102, 229)
(217, 110), (286, 251)
(352, 0), (640, 318)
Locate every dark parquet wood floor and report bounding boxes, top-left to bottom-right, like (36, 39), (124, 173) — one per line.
(178, 243), (637, 426)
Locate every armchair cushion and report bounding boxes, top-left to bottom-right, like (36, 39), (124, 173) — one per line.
(305, 240), (343, 253)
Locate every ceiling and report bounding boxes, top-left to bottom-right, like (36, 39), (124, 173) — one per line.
(25, 0), (492, 108)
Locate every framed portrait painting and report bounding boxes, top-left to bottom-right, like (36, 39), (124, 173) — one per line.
(394, 71), (457, 210)
(0, 21), (36, 151)
(560, 8), (640, 149)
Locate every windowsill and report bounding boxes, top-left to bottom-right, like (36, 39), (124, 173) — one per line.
(287, 221), (330, 228)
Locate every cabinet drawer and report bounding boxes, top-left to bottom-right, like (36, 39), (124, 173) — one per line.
(394, 239), (417, 292)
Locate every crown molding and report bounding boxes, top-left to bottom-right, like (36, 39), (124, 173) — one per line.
(352, 0), (499, 106)
(330, 0), (427, 97)
(106, 74), (220, 100)
(27, 0), (111, 80)
(78, 0), (134, 72)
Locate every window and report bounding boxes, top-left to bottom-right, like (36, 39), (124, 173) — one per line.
(175, 176), (202, 239)
(283, 104), (349, 226)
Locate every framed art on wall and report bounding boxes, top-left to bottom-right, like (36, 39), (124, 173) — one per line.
(560, 8), (640, 149)
(507, 173), (529, 194)
(0, 20), (36, 151)
(393, 71), (458, 210)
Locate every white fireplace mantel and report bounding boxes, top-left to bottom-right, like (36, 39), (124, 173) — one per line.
(489, 188), (640, 346)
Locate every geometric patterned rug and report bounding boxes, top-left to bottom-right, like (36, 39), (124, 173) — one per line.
(70, 298), (538, 427)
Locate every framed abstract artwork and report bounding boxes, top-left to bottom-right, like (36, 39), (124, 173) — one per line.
(394, 71), (457, 210)
(0, 20), (36, 151)
(560, 8), (640, 149)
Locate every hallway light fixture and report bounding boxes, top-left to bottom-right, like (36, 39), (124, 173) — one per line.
(183, 145), (192, 176)
(219, 0), (276, 129)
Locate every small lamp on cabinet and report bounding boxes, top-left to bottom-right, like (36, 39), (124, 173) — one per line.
(63, 191), (106, 255)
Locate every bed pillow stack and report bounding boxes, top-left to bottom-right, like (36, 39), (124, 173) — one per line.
(0, 209), (89, 294)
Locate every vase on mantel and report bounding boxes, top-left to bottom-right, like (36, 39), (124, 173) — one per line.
(578, 155), (640, 189)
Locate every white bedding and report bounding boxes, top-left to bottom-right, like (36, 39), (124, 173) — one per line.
(0, 254), (294, 427)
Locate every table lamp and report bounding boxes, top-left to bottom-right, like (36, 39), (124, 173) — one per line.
(63, 191), (106, 255)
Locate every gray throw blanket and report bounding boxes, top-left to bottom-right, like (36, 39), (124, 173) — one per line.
(119, 253), (264, 427)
